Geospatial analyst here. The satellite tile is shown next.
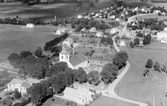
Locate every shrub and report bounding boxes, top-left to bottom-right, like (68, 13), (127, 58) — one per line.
(14, 89), (21, 99)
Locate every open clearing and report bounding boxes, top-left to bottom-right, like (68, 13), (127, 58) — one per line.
(115, 42), (167, 106)
(90, 96), (138, 106)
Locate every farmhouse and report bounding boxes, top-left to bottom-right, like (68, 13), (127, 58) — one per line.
(64, 87), (93, 105)
(7, 78), (40, 95)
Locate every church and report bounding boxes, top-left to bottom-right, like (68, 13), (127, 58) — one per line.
(59, 46), (88, 70)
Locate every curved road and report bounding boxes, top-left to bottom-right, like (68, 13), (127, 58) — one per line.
(101, 14), (156, 106)
(102, 36), (147, 106)
(121, 14), (155, 37)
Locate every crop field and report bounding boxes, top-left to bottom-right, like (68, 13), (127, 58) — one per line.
(115, 42), (167, 106)
(0, 2), (111, 22)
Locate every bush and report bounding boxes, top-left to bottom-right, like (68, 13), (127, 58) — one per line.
(14, 89), (21, 99)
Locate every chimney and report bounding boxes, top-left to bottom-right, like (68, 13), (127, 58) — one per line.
(73, 47), (75, 55)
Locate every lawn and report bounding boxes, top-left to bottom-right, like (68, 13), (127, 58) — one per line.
(0, 2), (112, 22)
(115, 42), (167, 106)
(89, 96), (138, 106)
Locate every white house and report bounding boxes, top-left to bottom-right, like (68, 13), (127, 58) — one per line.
(89, 27), (96, 33)
(64, 87), (93, 105)
(109, 28), (120, 34)
(119, 40), (126, 46)
(59, 47), (88, 70)
(26, 23), (34, 28)
(7, 78), (40, 95)
(95, 31), (103, 37)
(157, 32), (167, 41)
(153, 10), (161, 14)
(63, 38), (74, 47)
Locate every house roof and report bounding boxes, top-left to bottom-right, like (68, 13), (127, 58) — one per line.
(8, 78), (23, 85)
(22, 82), (31, 88)
(25, 78), (40, 84)
(64, 87), (76, 97)
(70, 53), (88, 66)
(64, 37), (73, 44)
(76, 87), (90, 97)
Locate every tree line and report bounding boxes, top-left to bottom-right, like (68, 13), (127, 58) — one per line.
(127, 18), (166, 31)
(130, 33), (152, 48)
(71, 18), (110, 32)
(144, 59), (166, 77)
(44, 33), (69, 51)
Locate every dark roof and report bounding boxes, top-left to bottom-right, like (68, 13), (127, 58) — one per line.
(70, 53), (88, 66)
(21, 82), (31, 88)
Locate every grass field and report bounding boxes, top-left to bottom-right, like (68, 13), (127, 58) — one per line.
(90, 96), (138, 106)
(115, 42), (167, 106)
(0, 24), (64, 61)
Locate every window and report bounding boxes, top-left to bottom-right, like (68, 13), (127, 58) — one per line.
(62, 56), (63, 59)
(66, 55), (68, 59)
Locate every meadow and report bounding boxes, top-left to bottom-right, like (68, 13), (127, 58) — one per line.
(115, 42), (167, 106)
(0, 24), (63, 61)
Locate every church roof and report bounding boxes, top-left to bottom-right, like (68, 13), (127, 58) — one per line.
(76, 86), (90, 97)
(22, 82), (31, 88)
(70, 53), (88, 66)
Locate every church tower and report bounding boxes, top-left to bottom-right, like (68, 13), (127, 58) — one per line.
(59, 46), (70, 63)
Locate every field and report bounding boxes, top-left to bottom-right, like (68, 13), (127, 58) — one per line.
(0, 2), (112, 22)
(0, 24), (63, 61)
(90, 96), (138, 106)
(115, 42), (167, 106)
(125, 1), (167, 8)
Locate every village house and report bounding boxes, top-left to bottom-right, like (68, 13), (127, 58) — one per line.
(63, 37), (74, 47)
(157, 31), (167, 43)
(7, 78), (40, 95)
(64, 87), (93, 105)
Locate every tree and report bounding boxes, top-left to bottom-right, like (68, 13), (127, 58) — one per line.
(113, 51), (128, 69)
(136, 32), (143, 37)
(145, 59), (153, 69)
(34, 47), (43, 58)
(161, 65), (166, 72)
(28, 82), (53, 106)
(74, 68), (87, 84)
(87, 71), (100, 86)
(20, 51), (32, 58)
(134, 38), (140, 45)
(100, 63), (118, 84)
(153, 62), (161, 72)
(45, 62), (68, 77)
(14, 89), (21, 99)
(7, 53), (22, 68)
(48, 72), (68, 93)
(130, 41), (134, 48)
(143, 34), (151, 45)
